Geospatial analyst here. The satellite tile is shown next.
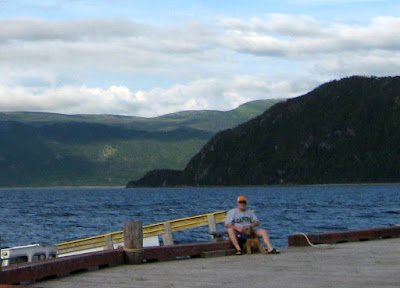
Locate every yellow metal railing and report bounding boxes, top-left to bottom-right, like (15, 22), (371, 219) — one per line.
(56, 210), (227, 256)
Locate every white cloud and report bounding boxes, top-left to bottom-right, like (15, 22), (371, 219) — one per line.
(0, 76), (313, 117)
(217, 15), (400, 56)
(0, 13), (399, 117)
(217, 14), (322, 37)
(0, 18), (141, 42)
(0, 18), (218, 79)
(310, 50), (400, 77)
(3, 15), (397, 72)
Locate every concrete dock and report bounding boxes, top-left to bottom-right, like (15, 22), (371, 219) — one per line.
(37, 238), (400, 288)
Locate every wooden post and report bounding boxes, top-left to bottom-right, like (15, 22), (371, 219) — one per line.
(124, 221), (144, 264)
(162, 223), (174, 245)
(208, 215), (218, 241)
(105, 235), (114, 250)
(208, 215), (217, 233)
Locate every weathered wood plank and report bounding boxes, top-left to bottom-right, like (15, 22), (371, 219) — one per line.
(288, 226), (400, 246)
(1, 249), (125, 285)
(1, 240), (235, 285)
(200, 249), (236, 258)
(144, 241), (234, 261)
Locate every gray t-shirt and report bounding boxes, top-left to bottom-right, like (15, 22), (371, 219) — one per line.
(225, 208), (259, 228)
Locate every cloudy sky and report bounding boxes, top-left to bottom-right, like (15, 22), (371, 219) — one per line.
(1, 0), (399, 117)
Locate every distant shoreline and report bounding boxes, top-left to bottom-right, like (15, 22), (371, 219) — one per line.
(1, 182), (400, 190)
(0, 186), (125, 190)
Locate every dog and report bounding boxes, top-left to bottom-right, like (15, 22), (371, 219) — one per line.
(242, 226), (268, 255)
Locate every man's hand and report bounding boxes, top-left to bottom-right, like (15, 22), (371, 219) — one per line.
(235, 226), (243, 233)
(225, 223), (244, 233)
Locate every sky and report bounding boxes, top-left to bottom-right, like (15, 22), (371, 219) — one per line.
(0, 0), (399, 117)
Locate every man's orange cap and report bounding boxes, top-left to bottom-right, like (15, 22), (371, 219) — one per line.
(237, 196), (247, 202)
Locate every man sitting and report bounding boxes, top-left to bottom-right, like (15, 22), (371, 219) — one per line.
(224, 196), (280, 255)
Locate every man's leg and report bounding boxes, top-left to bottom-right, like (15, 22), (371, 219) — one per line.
(227, 227), (241, 251)
(254, 228), (274, 252)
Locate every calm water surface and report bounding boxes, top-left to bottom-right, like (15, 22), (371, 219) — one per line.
(0, 185), (399, 249)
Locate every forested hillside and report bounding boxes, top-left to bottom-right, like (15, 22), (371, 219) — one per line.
(127, 76), (400, 187)
(0, 99), (279, 187)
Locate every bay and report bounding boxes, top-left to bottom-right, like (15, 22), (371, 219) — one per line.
(0, 184), (399, 249)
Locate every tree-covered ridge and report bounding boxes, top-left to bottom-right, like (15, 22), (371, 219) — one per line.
(128, 76), (400, 187)
(0, 99), (278, 187)
(0, 99), (281, 133)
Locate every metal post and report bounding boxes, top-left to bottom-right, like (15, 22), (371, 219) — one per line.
(124, 221), (144, 264)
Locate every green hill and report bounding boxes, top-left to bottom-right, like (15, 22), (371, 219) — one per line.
(127, 76), (400, 187)
(0, 99), (281, 133)
(0, 99), (280, 187)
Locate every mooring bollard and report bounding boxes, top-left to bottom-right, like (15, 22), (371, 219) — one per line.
(124, 221), (144, 264)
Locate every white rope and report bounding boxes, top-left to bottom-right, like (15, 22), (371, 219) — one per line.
(293, 232), (333, 247)
(293, 232), (317, 247)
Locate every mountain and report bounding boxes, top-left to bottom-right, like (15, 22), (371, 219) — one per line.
(0, 99), (280, 187)
(0, 99), (281, 133)
(127, 76), (400, 187)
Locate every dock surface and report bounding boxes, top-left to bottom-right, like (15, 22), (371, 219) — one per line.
(38, 238), (399, 288)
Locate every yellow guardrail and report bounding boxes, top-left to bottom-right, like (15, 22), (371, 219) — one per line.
(56, 210), (227, 256)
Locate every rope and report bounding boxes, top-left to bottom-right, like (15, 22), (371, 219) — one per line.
(293, 232), (332, 247)
(293, 232), (317, 247)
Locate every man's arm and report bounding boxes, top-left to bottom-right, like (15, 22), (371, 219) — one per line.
(250, 210), (260, 227)
(250, 220), (260, 228)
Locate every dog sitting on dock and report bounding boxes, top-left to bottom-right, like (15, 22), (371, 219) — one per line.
(242, 226), (268, 255)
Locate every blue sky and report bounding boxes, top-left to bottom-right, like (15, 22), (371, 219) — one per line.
(0, 0), (399, 117)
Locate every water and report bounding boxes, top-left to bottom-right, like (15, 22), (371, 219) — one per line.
(0, 185), (399, 249)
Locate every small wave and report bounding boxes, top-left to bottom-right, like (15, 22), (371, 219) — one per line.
(359, 214), (378, 219)
(383, 210), (400, 215)
(2, 185), (399, 249)
(61, 212), (76, 217)
(38, 212), (62, 218)
(305, 209), (318, 213)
